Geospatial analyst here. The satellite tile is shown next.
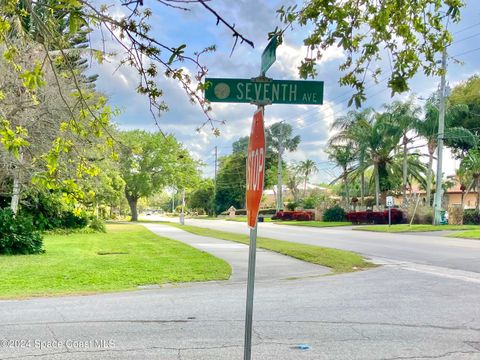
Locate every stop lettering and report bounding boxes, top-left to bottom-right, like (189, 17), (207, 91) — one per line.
(246, 109), (266, 228)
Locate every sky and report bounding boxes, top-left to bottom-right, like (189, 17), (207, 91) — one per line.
(90, 0), (480, 184)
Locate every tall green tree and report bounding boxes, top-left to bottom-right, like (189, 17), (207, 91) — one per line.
(384, 100), (421, 203)
(285, 163), (303, 204)
(118, 130), (199, 221)
(327, 145), (356, 208)
(215, 153), (247, 212)
(417, 97), (476, 205)
(329, 108), (375, 206)
(459, 148), (480, 212)
(267, 122), (301, 211)
(298, 159), (318, 196)
(449, 75), (480, 138)
(188, 179), (215, 216)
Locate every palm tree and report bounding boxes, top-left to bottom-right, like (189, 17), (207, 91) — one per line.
(267, 122), (301, 211)
(384, 100), (421, 203)
(329, 108), (375, 207)
(460, 148), (480, 212)
(327, 145), (356, 208)
(285, 163), (302, 203)
(329, 109), (428, 208)
(417, 97), (476, 206)
(298, 159), (318, 196)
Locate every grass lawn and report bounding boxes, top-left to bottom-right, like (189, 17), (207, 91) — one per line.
(354, 224), (480, 233)
(274, 221), (352, 227)
(0, 224), (230, 299)
(447, 230), (480, 239)
(164, 223), (374, 274)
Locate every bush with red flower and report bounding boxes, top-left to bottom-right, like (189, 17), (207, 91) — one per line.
(272, 210), (315, 221)
(347, 209), (404, 224)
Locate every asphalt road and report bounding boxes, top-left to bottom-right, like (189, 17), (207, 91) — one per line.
(1, 221), (479, 359)
(156, 217), (480, 275)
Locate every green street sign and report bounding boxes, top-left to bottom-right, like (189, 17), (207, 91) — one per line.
(261, 36), (277, 75)
(204, 78), (324, 105)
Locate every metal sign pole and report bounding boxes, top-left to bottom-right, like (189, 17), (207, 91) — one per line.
(244, 223), (258, 360)
(243, 104), (265, 360)
(388, 206), (391, 227)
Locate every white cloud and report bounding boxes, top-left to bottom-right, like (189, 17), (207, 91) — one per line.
(87, 0), (480, 184)
(275, 42), (344, 78)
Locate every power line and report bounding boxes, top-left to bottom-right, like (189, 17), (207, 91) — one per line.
(452, 21), (480, 35)
(451, 46), (480, 58)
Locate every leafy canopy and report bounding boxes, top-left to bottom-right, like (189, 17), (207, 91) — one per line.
(277, 0), (463, 107)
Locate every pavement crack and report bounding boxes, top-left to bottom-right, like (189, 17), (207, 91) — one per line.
(380, 350), (479, 360)
(4, 319), (479, 332)
(349, 325), (372, 340)
(465, 341), (480, 351)
(0, 343), (245, 360)
(252, 327), (264, 343)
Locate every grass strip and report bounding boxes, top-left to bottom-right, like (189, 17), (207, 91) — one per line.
(447, 230), (480, 239)
(164, 223), (374, 274)
(354, 224), (480, 233)
(0, 224), (230, 299)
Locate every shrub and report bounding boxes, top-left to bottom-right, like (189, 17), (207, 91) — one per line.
(272, 210), (314, 221)
(61, 211), (89, 229)
(88, 216), (106, 233)
(0, 208), (44, 255)
(301, 196), (317, 209)
(404, 205), (433, 224)
(347, 209), (404, 224)
(20, 191), (64, 231)
(447, 205), (463, 225)
(323, 206), (346, 222)
(286, 202), (298, 211)
(259, 208), (277, 215)
(464, 209), (480, 225)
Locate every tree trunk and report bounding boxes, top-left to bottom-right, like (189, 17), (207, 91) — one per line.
(126, 192), (139, 222)
(425, 150), (434, 207)
(360, 171), (365, 208)
(344, 173), (350, 210)
(10, 171), (21, 215)
(303, 177), (307, 197)
(10, 149), (24, 215)
(402, 136), (408, 204)
(374, 162), (380, 208)
(277, 149), (283, 211)
(476, 177), (480, 213)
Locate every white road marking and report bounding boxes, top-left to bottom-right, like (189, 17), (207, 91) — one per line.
(373, 257), (480, 284)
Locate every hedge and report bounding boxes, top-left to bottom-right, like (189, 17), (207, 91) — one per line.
(347, 209), (404, 224)
(463, 209), (480, 225)
(272, 210), (314, 221)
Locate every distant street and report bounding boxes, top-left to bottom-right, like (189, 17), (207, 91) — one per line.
(155, 216), (480, 276)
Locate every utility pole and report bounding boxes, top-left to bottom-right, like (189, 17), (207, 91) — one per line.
(276, 122), (284, 212)
(433, 49), (447, 225)
(180, 188), (185, 225)
(213, 146), (218, 217)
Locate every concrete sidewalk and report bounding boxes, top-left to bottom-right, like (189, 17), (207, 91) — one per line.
(142, 223), (331, 283)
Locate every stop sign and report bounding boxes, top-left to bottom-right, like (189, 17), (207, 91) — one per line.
(246, 109), (266, 228)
